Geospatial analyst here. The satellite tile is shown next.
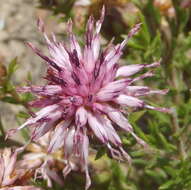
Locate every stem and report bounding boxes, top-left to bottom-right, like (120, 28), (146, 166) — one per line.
(164, 38), (187, 160)
(171, 109), (186, 160)
(10, 88), (34, 116)
(160, 4), (187, 159)
(0, 135), (23, 147)
(0, 117), (5, 137)
(143, 1), (187, 159)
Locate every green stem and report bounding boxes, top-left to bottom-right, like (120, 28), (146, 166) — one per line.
(161, 5), (186, 159)
(0, 135), (23, 147)
(171, 109), (186, 160)
(0, 117), (5, 137)
(10, 88), (34, 115)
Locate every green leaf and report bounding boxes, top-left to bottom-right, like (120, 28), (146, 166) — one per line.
(16, 111), (30, 119)
(4, 81), (15, 92)
(1, 96), (18, 104)
(27, 72), (32, 81)
(16, 115), (30, 142)
(144, 31), (162, 59)
(159, 180), (175, 190)
(129, 110), (146, 123)
(126, 12), (152, 52)
(20, 128), (30, 142)
(133, 124), (149, 142)
(132, 159), (148, 166)
(138, 12), (151, 45)
(131, 150), (146, 157)
(20, 92), (34, 103)
(7, 57), (18, 79)
(145, 169), (166, 183)
(95, 147), (106, 160)
(128, 39), (146, 50)
(131, 0), (143, 8)
(0, 117), (5, 136)
(157, 132), (174, 151)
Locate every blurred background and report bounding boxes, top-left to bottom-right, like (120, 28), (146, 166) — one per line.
(1, 0), (191, 190)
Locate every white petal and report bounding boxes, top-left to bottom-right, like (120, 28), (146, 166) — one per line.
(116, 65), (144, 77)
(17, 105), (59, 131)
(75, 107), (88, 127)
(115, 94), (144, 107)
(48, 119), (72, 152)
(96, 79), (131, 101)
(107, 109), (133, 132)
(101, 116), (122, 146)
(64, 127), (75, 158)
(87, 112), (108, 143)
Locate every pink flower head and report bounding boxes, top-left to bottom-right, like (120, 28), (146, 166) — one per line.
(10, 7), (169, 189)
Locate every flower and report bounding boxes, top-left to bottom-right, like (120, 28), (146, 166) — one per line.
(9, 7), (169, 189)
(75, 0), (91, 6)
(75, 0), (128, 7)
(154, 0), (175, 18)
(181, 0), (191, 8)
(19, 132), (65, 187)
(0, 148), (41, 190)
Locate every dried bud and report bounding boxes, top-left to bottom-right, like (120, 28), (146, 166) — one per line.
(154, 0), (175, 18)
